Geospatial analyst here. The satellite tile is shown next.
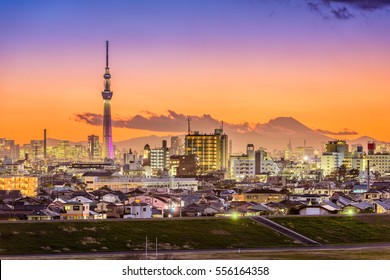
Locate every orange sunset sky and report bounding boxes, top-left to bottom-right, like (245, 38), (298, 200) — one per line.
(1, 0), (390, 145)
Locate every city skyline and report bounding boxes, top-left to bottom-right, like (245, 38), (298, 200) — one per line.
(2, 0), (390, 145)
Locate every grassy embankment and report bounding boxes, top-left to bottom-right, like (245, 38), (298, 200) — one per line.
(271, 215), (390, 244)
(0, 218), (294, 255)
(2, 215), (390, 257)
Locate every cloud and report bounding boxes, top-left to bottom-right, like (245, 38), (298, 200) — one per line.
(305, 0), (390, 19)
(74, 110), (252, 133)
(328, 0), (390, 10)
(307, 1), (322, 12)
(74, 112), (102, 126)
(316, 128), (359, 135)
(331, 6), (354, 19)
(74, 110), (359, 138)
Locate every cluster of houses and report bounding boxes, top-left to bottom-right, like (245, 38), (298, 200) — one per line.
(1, 181), (390, 221)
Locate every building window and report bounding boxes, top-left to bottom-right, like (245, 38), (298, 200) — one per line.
(73, 206), (80, 211)
(143, 207), (146, 212)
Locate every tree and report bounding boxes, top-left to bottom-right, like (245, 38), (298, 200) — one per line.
(336, 165), (347, 182)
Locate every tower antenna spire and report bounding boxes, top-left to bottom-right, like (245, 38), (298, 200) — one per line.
(187, 117), (191, 135)
(102, 40), (114, 159)
(106, 40), (109, 67)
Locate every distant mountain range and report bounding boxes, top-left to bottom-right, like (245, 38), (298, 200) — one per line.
(47, 117), (384, 153)
(113, 117), (383, 153)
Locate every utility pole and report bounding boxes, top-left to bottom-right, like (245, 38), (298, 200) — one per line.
(367, 160), (370, 191)
(155, 237), (158, 260)
(145, 236), (148, 260)
(179, 196), (182, 218)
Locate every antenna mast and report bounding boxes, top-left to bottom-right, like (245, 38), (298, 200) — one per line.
(106, 40), (109, 67)
(187, 117), (191, 135)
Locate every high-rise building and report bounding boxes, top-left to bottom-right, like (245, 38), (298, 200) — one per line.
(88, 135), (101, 161)
(185, 128), (228, 175)
(124, 149), (137, 164)
(0, 176), (38, 196)
(229, 144), (256, 181)
(321, 140), (349, 176)
(169, 155), (197, 177)
(30, 140), (44, 160)
(55, 140), (70, 159)
(326, 140), (349, 154)
(150, 140), (170, 176)
(366, 153), (390, 175)
(368, 141), (376, 155)
(101, 41), (114, 159)
(143, 144), (151, 166)
(170, 136), (182, 156)
(255, 149), (267, 174)
(0, 138), (20, 160)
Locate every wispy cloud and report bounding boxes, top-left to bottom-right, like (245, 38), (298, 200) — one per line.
(331, 6), (354, 19)
(74, 112), (102, 126)
(74, 110), (252, 133)
(328, 0), (390, 10)
(75, 110), (359, 137)
(305, 0), (390, 20)
(316, 128), (359, 135)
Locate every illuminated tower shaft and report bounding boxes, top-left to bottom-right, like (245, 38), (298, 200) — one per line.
(102, 41), (114, 159)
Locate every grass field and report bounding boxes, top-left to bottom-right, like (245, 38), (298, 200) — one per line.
(271, 215), (390, 244)
(0, 218), (295, 255)
(2, 215), (390, 257)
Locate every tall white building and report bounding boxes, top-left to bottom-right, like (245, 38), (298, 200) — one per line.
(229, 144), (255, 181)
(320, 140), (349, 176)
(150, 140), (170, 176)
(367, 154), (390, 175)
(321, 152), (342, 176)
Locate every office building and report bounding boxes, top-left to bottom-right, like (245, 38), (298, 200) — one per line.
(88, 135), (101, 161)
(185, 128), (228, 175)
(150, 140), (170, 176)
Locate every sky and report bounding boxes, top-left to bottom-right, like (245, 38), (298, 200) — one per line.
(1, 0), (390, 145)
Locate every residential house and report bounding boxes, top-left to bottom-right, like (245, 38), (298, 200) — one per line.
(60, 201), (90, 219)
(362, 190), (390, 202)
(329, 192), (357, 207)
(27, 209), (60, 220)
(266, 200), (304, 215)
(289, 194), (326, 205)
(181, 203), (221, 217)
(68, 196), (94, 204)
(128, 195), (170, 210)
(320, 201), (342, 213)
(243, 189), (285, 203)
(373, 199), (390, 214)
(0, 203), (47, 220)
(352, 184), (368, 194)
(94, 201), (124, 218)
(340, 201), (374, 214)
(299, 205), (336, 215)
(0, 190), (22, 203)
(247, 203), (273, 216)
(123, 202), (152, 219)
(181, 203), (203, 217)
